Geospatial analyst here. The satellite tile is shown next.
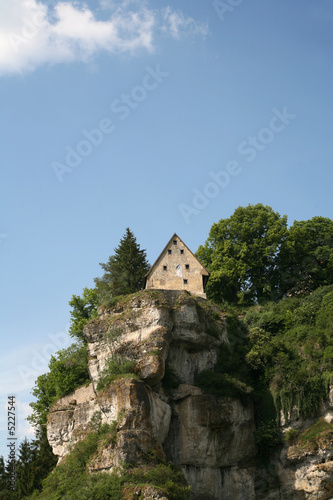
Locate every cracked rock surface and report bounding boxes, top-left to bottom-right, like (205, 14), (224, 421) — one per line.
(47, 290), (333, 499)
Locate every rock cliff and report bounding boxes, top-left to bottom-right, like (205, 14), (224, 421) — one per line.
(47, 290), (333, 499)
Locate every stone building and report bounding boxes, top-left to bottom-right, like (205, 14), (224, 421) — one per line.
(143, 233), (210, 298)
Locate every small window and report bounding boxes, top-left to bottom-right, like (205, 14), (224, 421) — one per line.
(183, 279), (188, 284)
(185, 264), (189, 270)
(173, 240), (177, 245)
(168, 249), (172, 255)
(163, 265), (167, 271)
(180, 249), (184, 254)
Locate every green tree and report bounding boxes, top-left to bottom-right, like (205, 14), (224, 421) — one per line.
(15, 438), (38, 498)
(29, 427), (57, 493)
(278, 216), (333, 296)
(0, 455), (16, 499)
(69, 287), (99, 343)
(28, 342), (90, 430)
(94, 228), (150, 302)
(196, 204), (288, 304)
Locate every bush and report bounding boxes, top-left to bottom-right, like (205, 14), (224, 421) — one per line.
(29, 433), (190, 500)
(284, 428), (299, 444)
(122, 463), (190, 500)
(97, 356), (137, 391)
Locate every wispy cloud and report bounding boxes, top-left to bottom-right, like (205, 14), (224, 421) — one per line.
(0, 1), (209, 75)
(162, 6), (209, 39)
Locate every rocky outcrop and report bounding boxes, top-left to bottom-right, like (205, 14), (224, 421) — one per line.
(275, 421), (333, 500)
(47, 290), (333, 499)
(274, 386), (333, 500)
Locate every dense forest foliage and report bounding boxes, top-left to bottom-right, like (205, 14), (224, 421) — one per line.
(2, 207), (333, 498)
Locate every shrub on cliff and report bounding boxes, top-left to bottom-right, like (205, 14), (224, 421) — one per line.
(245, 285), (333, 420)
(28, 342), (90, 429)
(27, 426), (190, 500)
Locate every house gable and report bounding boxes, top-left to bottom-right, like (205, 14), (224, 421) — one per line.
(143, 234), (209, 298)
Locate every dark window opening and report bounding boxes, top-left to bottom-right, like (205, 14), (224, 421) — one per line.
(168, 249), (172, 254)
(180, 249), (184, 254)
(173, 240), (177, 245)
(185, 264), (189, 270)
(183, 279), (188, 284)
(163, 265), (167, 271)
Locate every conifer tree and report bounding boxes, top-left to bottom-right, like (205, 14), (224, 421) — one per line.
(95, 228), (150, 301)
(0, 455), (15, 499)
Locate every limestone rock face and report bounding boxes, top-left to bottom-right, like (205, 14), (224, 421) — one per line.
(164, 391), (256, 468)
(84, 291), (226, 391)
(48, 378), (172, 468)
(47, 384), (98, 458)
(274, 439), (333, 500)
(46, 290), (333, 499)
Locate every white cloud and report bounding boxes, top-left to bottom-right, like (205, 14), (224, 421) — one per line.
(162, 6), (209, 40)
(0, 1), (209, 75)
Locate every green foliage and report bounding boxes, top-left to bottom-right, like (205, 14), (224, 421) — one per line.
(28, 428), (189, 500)
(220, 315), (252, 382)
(196, 204), (288, 304)
(198, 209), (333, 304)
(0, 427), (57, 499)
(196, 314), (253, 402)
(28, 342), (90, 429)
(298, 418), (333, 447)
(31, 430), (112, 499)
(122, 463), (190, 500)
(94, 228), (150, 303)
(284, 428), (299, 444)
(195, 287), (332, 458)
(68, 287), (99, 343)
(283, 419), (333, 455)
(254, 420), (282, 459)
(195, 301), (224, 338)
(89, 412), (102, 433)
(0, 456), (16, 499)
(278, 217), (333, 296)
(96, 356), (137, 391)
(245, 286), (333, 420)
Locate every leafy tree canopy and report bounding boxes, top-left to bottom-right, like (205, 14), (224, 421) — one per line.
(196, 204), (288, 304)
(28, 342), (90, 430)
(94, 228), (150, 303)
(278, 216), (333, 296)
(68, 287), (99, 343)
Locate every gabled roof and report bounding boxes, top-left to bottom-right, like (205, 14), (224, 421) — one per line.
(143, 233), (210, 287)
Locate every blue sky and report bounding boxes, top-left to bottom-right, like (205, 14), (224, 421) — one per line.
(0, 0), (332, 458)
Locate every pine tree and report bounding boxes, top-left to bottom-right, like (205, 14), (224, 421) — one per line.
(95, 228), (150, 301)
(0, 455), (15, 499)
(15, 438), (37, 498)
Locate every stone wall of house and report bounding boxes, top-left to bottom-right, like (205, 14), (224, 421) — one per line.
(145, 235), (207, 298)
